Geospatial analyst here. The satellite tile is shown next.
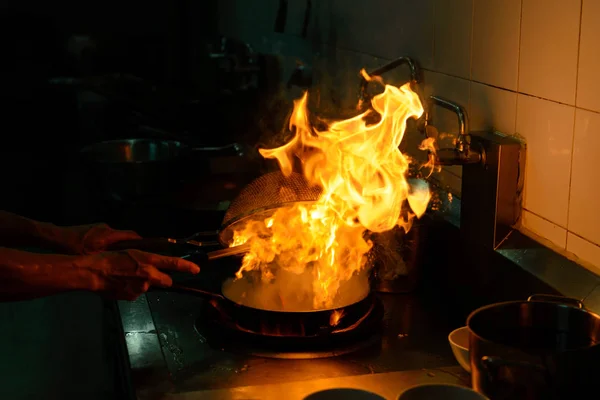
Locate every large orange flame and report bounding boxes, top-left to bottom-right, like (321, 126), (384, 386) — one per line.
(231, 77), (430, 310)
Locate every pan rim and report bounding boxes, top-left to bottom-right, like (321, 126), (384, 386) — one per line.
(220, 277), (371, 314)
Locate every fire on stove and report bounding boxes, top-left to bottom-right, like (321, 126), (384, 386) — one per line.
(195, 295), (385, 359)
(220, 70), (433, 325)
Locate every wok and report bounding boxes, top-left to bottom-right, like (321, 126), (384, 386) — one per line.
(156, 271), (373, 337)
(80, 138), (246, 200)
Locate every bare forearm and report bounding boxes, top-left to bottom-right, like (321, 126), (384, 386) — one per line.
(0, 211), (73, 252)
(0, 247), (90, 301)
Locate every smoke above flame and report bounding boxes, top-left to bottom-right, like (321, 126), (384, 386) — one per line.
(231, 74), (431, 310)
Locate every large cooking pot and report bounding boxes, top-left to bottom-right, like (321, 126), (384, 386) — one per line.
(467, 294), (600, 400)
(80, 138), (245, 200)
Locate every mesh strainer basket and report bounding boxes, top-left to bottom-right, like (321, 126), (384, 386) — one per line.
(218, 171), (322, 245)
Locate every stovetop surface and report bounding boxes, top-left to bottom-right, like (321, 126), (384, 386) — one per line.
(119, 279), (469, 398)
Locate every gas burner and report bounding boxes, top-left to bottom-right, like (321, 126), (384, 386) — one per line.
(194, 296), (384, 359)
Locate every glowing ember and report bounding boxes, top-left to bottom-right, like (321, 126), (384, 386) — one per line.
(231, 71), (431, 310)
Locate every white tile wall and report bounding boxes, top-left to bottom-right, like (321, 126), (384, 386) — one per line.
(471, 0), (521, 90)
(519, 0), (581, 104)
(222, 0), (600, 273)
(567, 233), (600, 275)
(569, 109), (600, 244)
(516, 95), (574, 227)
(433, 0), (473, 79)
(470, 82), (517, 134)
(328, 0), (435, 68)
(522, 210), (567, 249)
(577, 0), (600, 112)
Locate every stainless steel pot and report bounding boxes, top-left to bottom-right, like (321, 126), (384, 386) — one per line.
(467, 294), (600, 400)
(80, 138), (245, 200)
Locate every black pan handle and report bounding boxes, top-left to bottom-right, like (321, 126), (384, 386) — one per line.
(527, 294), (584, 309)
(148, 284), (224, 300)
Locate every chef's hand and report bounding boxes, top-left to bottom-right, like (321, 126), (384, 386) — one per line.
(81, 249), (200, 301)
(59, 223), (142, 255)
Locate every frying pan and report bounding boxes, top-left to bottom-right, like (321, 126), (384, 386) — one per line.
(155, 271), (373, 337)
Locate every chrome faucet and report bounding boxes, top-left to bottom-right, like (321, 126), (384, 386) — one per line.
(419, 95), (524, 250)
(420, 96), (484, 166)
(358, 56), (421, 107)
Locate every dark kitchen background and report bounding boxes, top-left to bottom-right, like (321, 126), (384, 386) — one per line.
(0, 0), (275, 230)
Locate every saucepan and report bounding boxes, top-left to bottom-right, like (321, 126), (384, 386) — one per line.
(80, 138), (246, 200)
(467, 294), (600, 400)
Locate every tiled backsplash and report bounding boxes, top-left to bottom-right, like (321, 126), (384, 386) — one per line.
(218, 0), (600, 274)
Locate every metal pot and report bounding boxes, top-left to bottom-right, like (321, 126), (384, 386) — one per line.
(80, 138), (245, 200)
(467, 294), (600, 400)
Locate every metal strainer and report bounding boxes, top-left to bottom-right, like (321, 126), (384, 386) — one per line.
(218, 171), (322, 245)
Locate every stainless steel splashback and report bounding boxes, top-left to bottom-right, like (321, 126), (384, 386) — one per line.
(461, 131), (525, 249)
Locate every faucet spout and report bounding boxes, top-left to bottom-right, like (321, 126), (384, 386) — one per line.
(420, 96), (485, 166)
(429, 96), (469, 152)
(359, 56), (421, 105)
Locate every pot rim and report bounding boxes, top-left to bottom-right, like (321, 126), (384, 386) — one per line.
(466, 299), (600, 351)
